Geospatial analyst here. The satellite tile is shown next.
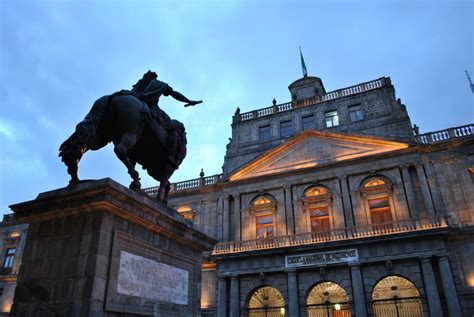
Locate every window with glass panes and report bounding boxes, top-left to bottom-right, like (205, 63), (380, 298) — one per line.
(259, 125), (271, 142)
(302, 115), (314, 130)
(325, 110), (339, 127)
(368, 197), (393, 225)
(309, 205), (330, 233)
(256, 213), (274, 239)
(349, 104), (364, 122)
(3, 248), (16, 269)
(280, 120), (293, 138)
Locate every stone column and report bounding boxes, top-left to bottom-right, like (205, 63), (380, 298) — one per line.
(415, 164), (436, 217)
(438, 255), (462, 316)
(230, 275), (239, 317)
(223, 196), (230, 242)
(287, 269), (299, 317)
(400, 165), (419, 219)
(217, 276), (228, 317)
(350, 263), (367, 317)
(338, 175), (355, 228)
(284, 186), (295, 235)
(233, 194), (241, 241)
(419, 257), (443, 317)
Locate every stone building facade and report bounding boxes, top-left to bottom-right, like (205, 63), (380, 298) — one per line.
(159, 74), (474, 316)
(0, 215), (28, 315)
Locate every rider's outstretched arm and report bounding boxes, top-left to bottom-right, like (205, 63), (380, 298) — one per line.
(166, 87), (202, 107)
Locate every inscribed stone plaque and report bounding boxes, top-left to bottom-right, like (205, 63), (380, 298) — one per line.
(117, 251), (189, 305)
(285, 249), (358, 268)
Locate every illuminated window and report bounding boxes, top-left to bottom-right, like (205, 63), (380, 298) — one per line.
(176, 206), (196, 220)
(307, 281), (351, 316)
(365, 179), (386, 187)
(259, 125), (271, 142)
(325, 110), (339, 128)
(280, 120), (293, 138)
(303, 186), (332, 236)
(7, 231), (20, 239)
(248, 286), (286, 316)
(3, 248), (16, 269)
(372, 276), (422, 317)
(302, 115), (314, 130)
(349, 104), (364, 122)
(362, 178), (394, 232)
(254, 197), (272, 205)
(256, 213), (274, 239)
(251, 195), (276, 240)
(310, 205), (330, 233)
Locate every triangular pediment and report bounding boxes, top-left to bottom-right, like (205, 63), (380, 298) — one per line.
(229, 131), (409, 181)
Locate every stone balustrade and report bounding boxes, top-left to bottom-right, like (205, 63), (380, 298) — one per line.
(212, 216), (447, 255)
(415, 124), (473, 144)
(236, 78), (385, 122)
(144, 174), (223, 197)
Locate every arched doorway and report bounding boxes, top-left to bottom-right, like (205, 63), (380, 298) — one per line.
(247, 286), (286, 317)
(372, 275), (423, 317)
(307, 281), (351, 317)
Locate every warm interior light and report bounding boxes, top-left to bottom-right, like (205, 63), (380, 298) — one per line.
(2, 299), (12, 313)
(8, 231), (20, 238)
(280, 307), (285, 315)
(467, 273), (474, 287)
(335, 303), (341, 311)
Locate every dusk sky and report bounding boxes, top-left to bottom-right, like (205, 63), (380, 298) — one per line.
(1, 0), (473, 216)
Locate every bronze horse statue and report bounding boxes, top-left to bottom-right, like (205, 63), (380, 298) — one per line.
(59, 71), (201, 203)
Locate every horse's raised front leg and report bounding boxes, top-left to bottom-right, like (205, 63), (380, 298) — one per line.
(113, 132), (141, 191)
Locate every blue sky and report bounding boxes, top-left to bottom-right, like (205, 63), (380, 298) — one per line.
(1, 0), (473, 216)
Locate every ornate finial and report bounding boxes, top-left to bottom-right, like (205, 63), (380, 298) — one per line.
(199, 168), (205, 178)
(234, 107), (240, 115)
(272, 98), (277, 106)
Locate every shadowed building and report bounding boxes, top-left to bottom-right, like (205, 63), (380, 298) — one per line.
(148, 72), (474, 316)
(0, 215), (28, 315)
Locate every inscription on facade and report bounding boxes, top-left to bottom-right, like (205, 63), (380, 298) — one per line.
(285, 249), (358, 268)
(117, 251), (189, 305)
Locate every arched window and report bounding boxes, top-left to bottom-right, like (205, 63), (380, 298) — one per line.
(361, 177), (394, 232)
(250, 196), (276, 239)
(303, 186), (332, 238)
(247, 286), (286, 316)
(372, 275), (423, 317)
(307, 281), (351, 317)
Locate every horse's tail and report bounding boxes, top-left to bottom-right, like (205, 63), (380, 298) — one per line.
(171, 119), (187, 167)
(58, 95), (109, 167)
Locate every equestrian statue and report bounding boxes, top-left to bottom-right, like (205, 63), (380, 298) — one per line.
(59, 71), (201, 204)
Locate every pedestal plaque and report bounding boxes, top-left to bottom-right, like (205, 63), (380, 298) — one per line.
(10, 178), (216, 317)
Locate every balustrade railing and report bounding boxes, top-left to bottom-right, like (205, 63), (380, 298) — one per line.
(212, 216), (446, 255)
(238, 78), (385, 122)
(415, 124), (473, 144)
(143, 174), (223, 197)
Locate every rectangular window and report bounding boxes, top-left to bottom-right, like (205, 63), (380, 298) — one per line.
(368, 196), (393, 232)
(3, 248), (16, 269)
(280, 120), (293, 138)
(256, 213), (274, 239)
(325, 110), (339, 128)
(309, 205), (331, 240)
(259, 125), (271, 142)
(302, 115), (314, 130)
(349, 104), (364, 122)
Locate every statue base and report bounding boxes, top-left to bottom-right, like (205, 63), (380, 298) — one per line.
(10, 178), (216, 317)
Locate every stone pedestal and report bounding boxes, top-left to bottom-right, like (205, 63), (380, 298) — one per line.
(9, 178), (216, 317)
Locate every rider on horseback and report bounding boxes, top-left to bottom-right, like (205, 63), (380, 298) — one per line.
(130, 71), (201, 167)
